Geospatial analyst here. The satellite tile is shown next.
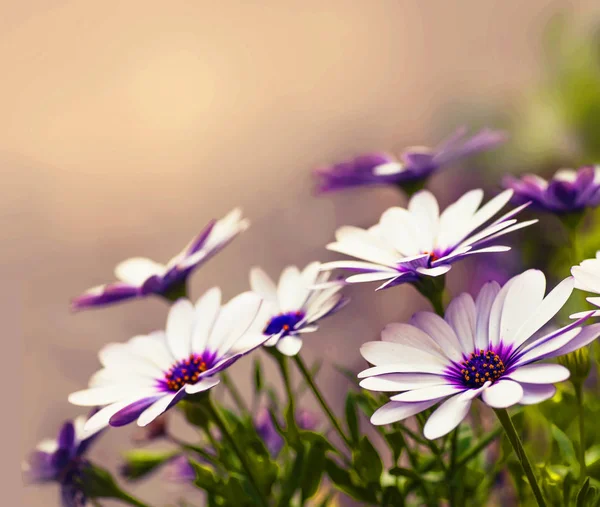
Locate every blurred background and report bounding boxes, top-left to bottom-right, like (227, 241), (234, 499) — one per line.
(7, 1), (600, 505)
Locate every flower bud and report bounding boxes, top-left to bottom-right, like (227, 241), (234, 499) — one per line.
(557, 347), (591, 384)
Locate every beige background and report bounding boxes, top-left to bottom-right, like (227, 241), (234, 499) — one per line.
(5, 1), (599, 505)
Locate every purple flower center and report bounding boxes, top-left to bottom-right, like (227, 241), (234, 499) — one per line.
(458, 349), (506, 388)
(264, 311), (306, 336)
(164, 354), (209, 392)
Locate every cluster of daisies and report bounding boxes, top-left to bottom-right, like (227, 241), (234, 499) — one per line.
(24, 127), (600, 506)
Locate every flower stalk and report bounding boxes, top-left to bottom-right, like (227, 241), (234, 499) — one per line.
(494, 408), (546, 507)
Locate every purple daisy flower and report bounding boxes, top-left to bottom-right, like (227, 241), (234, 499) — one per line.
(314, 127), (506, 193)
(358, 270), (600, 439)
(503, 166), (600, 214)
(72, 209), (249, 310)
(68, 288), (267, 432)
(320, 189), (536, 291)
(22, 414), (103, 506)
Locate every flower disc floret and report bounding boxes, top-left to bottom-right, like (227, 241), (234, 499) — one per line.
(457, 349), (505, 388)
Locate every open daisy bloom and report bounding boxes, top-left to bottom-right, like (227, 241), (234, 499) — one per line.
(314, 127), (506, 194)
(69, 288), (266, 432)
(250, 262), (349, 356)
(358, 270), (600, 439)
(571, 251), (600, 317)
(321, 189), (536, 291)
(503, 166), (600, 214)
(22, 414), (103, 506)
(72, 209), (249, 310)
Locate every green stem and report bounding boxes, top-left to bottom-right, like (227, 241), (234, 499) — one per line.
(221, 371), (249, 415)
(205, 397), (268, 507)
(293, 354), (353, 449)
(575, 383), (587, 481)
(168, 434), (221, 469)
(494, 408), (546, 507)
(455, 426), (502, 469)
(161, 280), (188, 302)
(414, 275), (446, 316)
(448, 428), (459, 506)
(116, 492), (150, 507)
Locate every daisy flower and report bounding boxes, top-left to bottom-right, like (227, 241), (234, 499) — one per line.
(22, 414), (103, 506)
(358, 270), (600, 439)
(68, 288), (266, 432)
(72, 209), (249, 310)
(571, 251), (600, 317)
(250, 262), (349, 356)
(503, 165), (600, 214)
(321, 189), (536, 291)
(314, 127), (505, 193)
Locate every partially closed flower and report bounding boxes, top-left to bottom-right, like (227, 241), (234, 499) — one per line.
(69, 288), (267, 431)
(504, 166), (600, 214)
(72, 209), (249, 310)
(314, 127), (505, 194)
(359, 270), (600, 439)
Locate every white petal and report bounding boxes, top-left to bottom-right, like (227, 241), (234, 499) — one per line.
(184, 378), (220, 394)
(378, 206), (425, 255)
(445, 293), (476, 353)
(191, 287), (222, 353)
(545, 323), (600, 358)
(98, 343), (163, 377)
(276, 335), (303, 356)
(359, 373), (446, 392)
(474, 281), (501, 350)
(128, 332), (174, 372)
(228, 332), (270, 354)
(466, 189), (513, 233)
(277, 266), (304, 312)
(510, 276), (574, 349)
(488, 275), (518, 347)
(415, 265), (452, 277)
(250, 268), (278, 303)
(391, 384), (462, 402)
(381, 322), (449, 361)
(481, 380), (524, 408)
(137, 393), (178, 427)
(370, 399), (440, 426)
(69, 386), (157, 406)
(360, 341), (447, 371)
(114, 257), (165, 286)
(373, 161), (404, 175)
(519, 383), (557, 405)
(212, 292), (263, 356)
(514, 327), (582, 366)
(423, 385), (487, 440)
(409, 312), (463, 361)
(319, 260), (397, 273)
(327, 234), (399, 267)
(507, 364), (570, 384)
(346, 272), (398, 284)
(437, 189), (484, 249)
(358, 363), (446, 377)
(408, 191), (440, 250)
(301, 262), (322, 292)
(499, 270), (546, 347)
(84, 402), (132, 433)
(166, 299), (195, 360)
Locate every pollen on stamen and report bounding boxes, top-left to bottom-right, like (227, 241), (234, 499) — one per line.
(163, 353), (208, 392)
(459, 349), (505, 389)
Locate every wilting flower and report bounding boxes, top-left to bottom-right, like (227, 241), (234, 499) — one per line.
(314, 127), (505, 193)
(22, 414), (103, 506)
(72, 209), (249, 309)
(321, 189), (535, 290)
(359, 270), (600, 439)
(571, 251), (600, 317)
(503, 166), (600, 214)
(69, 289), (266, 431)
(250, 262), (349, 356)
(255, 407), (318, 455)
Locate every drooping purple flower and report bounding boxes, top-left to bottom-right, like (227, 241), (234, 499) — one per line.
(22, 414), (103, 506)
(321, 189), (536, 291)
(163, 455), (197, 484)
(72, 209), (249, 310)
(254, 408), (318, 456)
(314, 127), (506, 193)
(69, 288), (268, 432)
(503, 166), (600, 214)
(359, 270), (600, 439)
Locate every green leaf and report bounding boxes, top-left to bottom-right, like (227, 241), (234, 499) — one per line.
(552, 424), (578, 468)
(278, 446), (305, 507)
(345, 393), (360, 445)
(563, 472), (576, 507)
(180, 399), (211, 428)
(384, 431), (406, 464)
(353, 436), (383, 486)
(120, 449), (178, 481)
(381, 486), (405, 507)
(301, 441), (328, 502)
(576, 477), (592, 507)
(324, 457), (377, 503)
(189, 459), (221, 494)
(388, 467), (420, 481)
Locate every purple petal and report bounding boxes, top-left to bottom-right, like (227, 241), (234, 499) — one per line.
(71, 283), (141, 310)
(57, 421), (76, 451)
(186, 220), (217, 256)
(109, 396), (163, 427)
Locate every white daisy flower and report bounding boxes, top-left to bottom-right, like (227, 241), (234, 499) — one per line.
(72, 208), (249, 309)
(359, 270), (600, 439)
(571, 251), (600, 317)
(250, 262), (349, 356)
(321, 189), (536, 290)
(69, 288), (266, 432)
